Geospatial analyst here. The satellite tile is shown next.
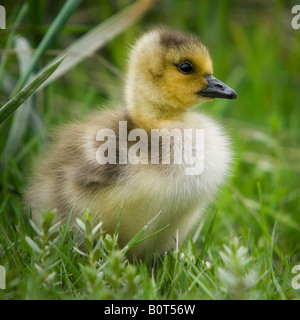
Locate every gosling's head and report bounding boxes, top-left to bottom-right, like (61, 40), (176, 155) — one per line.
(125, 27), (237, 123)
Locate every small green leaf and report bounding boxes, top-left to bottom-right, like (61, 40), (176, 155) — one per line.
(29, 219), (41, 236)
(92, 221), (103, 237)
(25, 236), (42, 253)
(73, 246), (88, 257)
(76, 218), (86, 231)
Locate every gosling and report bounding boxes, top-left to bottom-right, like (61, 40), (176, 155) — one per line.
(25, 28), (237, 259)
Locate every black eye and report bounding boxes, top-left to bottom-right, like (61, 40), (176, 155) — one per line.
(178, 62), (193, 74)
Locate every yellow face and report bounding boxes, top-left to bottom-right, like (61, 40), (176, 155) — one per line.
(160, 45), (214, 109)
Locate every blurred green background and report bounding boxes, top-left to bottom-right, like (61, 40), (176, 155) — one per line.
(0, 0), (300, 299)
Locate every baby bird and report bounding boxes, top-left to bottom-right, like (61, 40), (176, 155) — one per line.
(25, 28), (237, 259)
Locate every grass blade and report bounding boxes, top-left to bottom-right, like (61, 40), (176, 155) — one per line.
(11, 0), (81, 96)
(114, 205), (123, 236)
(122, 210), (162, 254)
(0, 57), (65, 125)
(2, 37), (33, 163)
(0, 3), (28, 92)
(36, 0), (155, 91)
(199, 209), (217, 261)
(134, 224), (170, 246)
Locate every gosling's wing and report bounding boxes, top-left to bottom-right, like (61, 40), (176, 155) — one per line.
(69, 108), (130, 187)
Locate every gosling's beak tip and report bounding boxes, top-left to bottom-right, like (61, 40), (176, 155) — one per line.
(228, 90), (237, 100)
(198, 75), (237, 100)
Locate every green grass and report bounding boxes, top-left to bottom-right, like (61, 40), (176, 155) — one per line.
(1, 0), (300, 300)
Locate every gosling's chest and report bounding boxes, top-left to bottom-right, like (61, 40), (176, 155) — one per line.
(124, 116), (231, 206)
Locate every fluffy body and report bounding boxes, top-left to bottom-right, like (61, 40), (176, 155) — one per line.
(25, 28), (234, 259)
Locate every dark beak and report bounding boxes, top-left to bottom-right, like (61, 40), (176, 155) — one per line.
(197, 75), (237, 99)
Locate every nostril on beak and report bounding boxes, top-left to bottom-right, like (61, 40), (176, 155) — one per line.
(200, 74), (237, 99)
